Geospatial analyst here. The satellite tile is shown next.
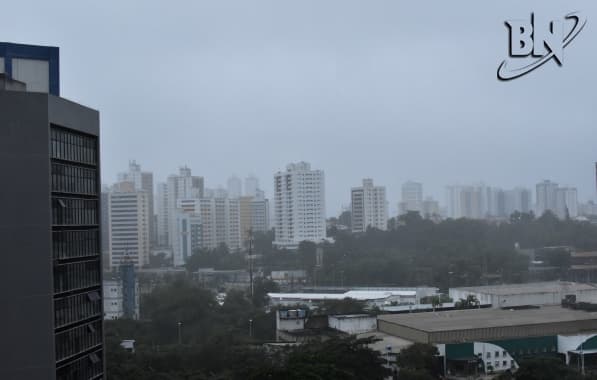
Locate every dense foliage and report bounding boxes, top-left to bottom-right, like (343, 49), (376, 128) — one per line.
(183, 211), (597, 290)
(106, 279), (388, 379)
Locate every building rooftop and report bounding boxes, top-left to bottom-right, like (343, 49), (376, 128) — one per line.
(268, 289), (417, 301)
(378, 306), (597, 332)
(452, 281), (597, 296)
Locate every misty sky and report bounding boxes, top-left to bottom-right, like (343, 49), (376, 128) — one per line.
(2, 1), (597, 215)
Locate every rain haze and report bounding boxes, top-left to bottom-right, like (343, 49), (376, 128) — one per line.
(2, 0), (596, 215)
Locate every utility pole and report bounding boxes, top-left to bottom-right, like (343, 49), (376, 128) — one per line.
(177, 321), (182, 345)
(249, 229), (254, 299)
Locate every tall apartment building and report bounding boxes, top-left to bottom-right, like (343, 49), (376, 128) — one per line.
(351, 179), (388, 232)
(239, 194), (270, 246)
(446, 185), (484, 219)
(245, 175), (259, 197)
(0, 43), (104, 379)
(156, 182), (169, 246)
(555, 187), (578, 219)
(273, 162), (326, 249)
(171, 198), (202, 266)
(227, 176), (242, 198)
(399, 181), (423, 215)
(504, 187), (532, 215)
(164, 167), (204, 248)
(118, 161), (155, 245)
(536, 180), (559, 217)
(171, 196), (241, 264)
(108, 182), (151, 269)
(421, 198), (440, 219)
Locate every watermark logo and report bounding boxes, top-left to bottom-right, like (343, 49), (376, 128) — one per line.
(497, 12), (587, 81)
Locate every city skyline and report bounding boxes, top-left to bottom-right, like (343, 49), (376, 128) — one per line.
(102, 159), (592, 219)
(2, 1), (596, 216)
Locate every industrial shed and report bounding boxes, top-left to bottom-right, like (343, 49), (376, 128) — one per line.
(377, 306), (597, 344)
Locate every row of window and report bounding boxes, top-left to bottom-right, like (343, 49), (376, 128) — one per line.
(55, 321), (102, 362)
(53, 230), (99, 260)
(50, 127), (98, 166)
(51, 163), (97, 195)
(54, 291), (102, 328)
(54, 260), (101, 294)
(56, 349), (103, 380)
(52, 198), (98, 226)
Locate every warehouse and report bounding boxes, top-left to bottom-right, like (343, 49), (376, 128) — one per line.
(449, 281), (597, 309)
(378, 306), (597, 375)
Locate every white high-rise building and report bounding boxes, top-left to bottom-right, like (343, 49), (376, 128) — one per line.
(555, 187), (578, 219)
(170, 195), (241, 264)
(166, 166), (204, 250)
(118, 161), (155, 245)
(156, 182), (169, 246)
(227, 176), (242, 198)
(245, 175), (259, 197)
(171, 198), (202, 266)
(536, 180), (558, 217)
(108, 182), (151, 269)
(351, 178), (388, 232)
(399, 181), (423, 215)
(446, 185), (483, 219)
(273, 162), (326, 249)
(421, 198), (440, 219)
(504, 188), (533, 216)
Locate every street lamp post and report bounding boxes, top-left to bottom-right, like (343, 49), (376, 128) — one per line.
(249, 319), (253, 338)
(177, 321), (182, 345)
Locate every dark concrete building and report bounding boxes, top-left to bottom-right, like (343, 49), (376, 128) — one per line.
(0, 45), (104, 379)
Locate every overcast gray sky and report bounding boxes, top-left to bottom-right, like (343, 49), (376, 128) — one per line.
(2, 1), (597, 215)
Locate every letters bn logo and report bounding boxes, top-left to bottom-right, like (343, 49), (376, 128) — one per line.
(497, 12), (587, 81)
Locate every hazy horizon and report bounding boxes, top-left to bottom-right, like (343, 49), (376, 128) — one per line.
(2, 0), (596, 215)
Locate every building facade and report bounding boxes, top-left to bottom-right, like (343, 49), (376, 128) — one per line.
(156, 182), (169, 246)
(165, 167), (204, 248)
(273, 162), (326, 249)
(351, 178), (388, 232)
(399, 181), (423, 215)
(118, 161), (155, 245)
(0, 53), (104, 379)
(536, 180), (559, 217)
(108, 183), (151, 269)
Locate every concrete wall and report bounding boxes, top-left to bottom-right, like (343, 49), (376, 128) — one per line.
(0, 92), (55, 379)
(329, 315), (377, 334)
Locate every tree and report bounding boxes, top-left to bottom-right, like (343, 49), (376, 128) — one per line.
(455, 295), (480, 309)
(397, 343), (440, 375)
(503, 357), (585, 380)
(319, 298), (367, 315)
(247, 336), (390, 380)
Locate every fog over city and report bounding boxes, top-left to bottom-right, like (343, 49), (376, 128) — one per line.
(2, 0), (597, 215)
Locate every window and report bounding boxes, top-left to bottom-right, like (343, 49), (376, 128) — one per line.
(51, 162), (97, 195)
(53, 260), (101, 294)
(52, 230), (99, 260)
(52, 198), (98, 226)
(55, 321), (102, 361)
(50, 126), (98, 165)
(56, 349), (103, 380)
(503, 360), (507, 367)
(54, 291), (102, 328)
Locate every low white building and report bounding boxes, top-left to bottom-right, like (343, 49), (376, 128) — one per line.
(328, 314), (377, 334)
(268, 289), (417, 309)
(449, 281), (597, 309)
(271, 270), (307, 286)
(103, 277), (140, 320)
